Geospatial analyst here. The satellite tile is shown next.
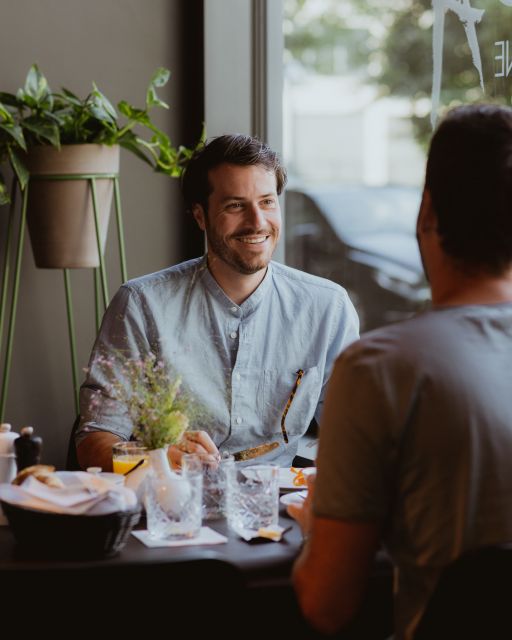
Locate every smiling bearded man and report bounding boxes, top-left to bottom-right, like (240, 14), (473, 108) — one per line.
(196, 163), (281, 277)
(75, 134), (359, 473)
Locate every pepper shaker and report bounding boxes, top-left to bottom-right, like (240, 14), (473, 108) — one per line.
(14, 426), (43, 472)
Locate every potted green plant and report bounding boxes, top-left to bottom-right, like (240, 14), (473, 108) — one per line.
(0, 64), (199, 268)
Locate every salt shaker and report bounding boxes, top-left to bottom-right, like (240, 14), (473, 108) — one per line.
(0, 423), (20, 483)
(14, 426), (43, 472)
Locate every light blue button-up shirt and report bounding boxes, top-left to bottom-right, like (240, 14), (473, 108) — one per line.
(77, 256), (359, 466)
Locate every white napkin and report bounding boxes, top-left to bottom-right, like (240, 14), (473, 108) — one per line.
(132, 527), (228, 547)
(280, 490), (308, 507)
(0, 471), (137, 516)
(234, 523), (290, 542)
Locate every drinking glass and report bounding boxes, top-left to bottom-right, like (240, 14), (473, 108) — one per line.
(226, 464), (279, 536)
(201, 454), (234, 520)
(145, 453), (203, 540)
(112, 441), (148, 475)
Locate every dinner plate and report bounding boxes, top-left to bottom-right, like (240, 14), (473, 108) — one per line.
(280, 490), (307, 506)
(57, 471), (124, 487)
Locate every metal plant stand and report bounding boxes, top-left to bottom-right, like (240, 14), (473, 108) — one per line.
(0, 172), (127, 421)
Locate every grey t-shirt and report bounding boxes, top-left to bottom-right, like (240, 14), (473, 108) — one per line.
(77, 257), (359, 466)
(314, 303), (512, 639)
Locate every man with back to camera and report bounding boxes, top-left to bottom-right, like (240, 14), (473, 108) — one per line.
(288, 104), (512, 639)
(76, 134), (359, 472)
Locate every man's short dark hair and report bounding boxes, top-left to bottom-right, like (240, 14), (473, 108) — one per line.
(426, 104), (512, 274)
(181, 134), (287, 213)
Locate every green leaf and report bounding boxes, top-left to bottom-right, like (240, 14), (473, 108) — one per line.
(198, 121), (207, 144)
(40, 92), (54, 112)
(24, 64), (51, 106)
(150, 67), (170, 88)
(8, 147), (29, 190)
(177, 144), (194, 161)
(0, 103), (14, 124)
(45, 110), (67, 126)
(22, 117), (60, 147)
(118, 100), (150, 124)
(117, 100), (133, 118)
(0, 92), (20, 108)
(118, 131), (154, 166)
(90, 84), (117, 123)
(60, 87), (81, 102)
(0, 123), (26, 150)
(87, 103), (116, 127)
(146, 67), (170, 109)
(146, 86), (169, 110)
(16, 87), (37, 109)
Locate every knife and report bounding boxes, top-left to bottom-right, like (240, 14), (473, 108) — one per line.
(232, 441), (279, 462)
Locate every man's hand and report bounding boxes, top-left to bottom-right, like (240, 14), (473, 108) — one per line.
(168, 430), (220, 469)
(287, 471), (316, 537)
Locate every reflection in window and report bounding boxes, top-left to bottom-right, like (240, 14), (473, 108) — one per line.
(283, 0), (512, 330)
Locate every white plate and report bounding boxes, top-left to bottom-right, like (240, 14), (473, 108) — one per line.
(98, 472), (125, 486)
(57, 471), (124, 487)
(280, 490), (307, 506)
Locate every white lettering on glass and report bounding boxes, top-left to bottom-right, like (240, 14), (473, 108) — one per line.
(495, 41), (505, 77)
(494, 41), (512, 77)
(431, 0), (485, 127)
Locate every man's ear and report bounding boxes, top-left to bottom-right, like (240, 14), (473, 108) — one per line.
(417, 188), (438, 233)
(192, 204), (206, 231)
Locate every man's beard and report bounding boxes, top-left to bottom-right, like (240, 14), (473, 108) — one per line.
(206, 225), (277, 275)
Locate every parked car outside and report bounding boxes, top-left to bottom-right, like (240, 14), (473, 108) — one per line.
(285, 185), (430, 331)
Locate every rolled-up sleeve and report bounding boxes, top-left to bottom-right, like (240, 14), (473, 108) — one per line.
(76, 286), (151, 445)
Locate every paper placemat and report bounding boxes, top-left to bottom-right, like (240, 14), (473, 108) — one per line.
(132, 527), (228, 548)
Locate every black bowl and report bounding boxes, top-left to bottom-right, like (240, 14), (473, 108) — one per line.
(1, 500), (141, 559)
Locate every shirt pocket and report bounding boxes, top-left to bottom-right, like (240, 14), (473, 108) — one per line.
(263, 366), (320, 439)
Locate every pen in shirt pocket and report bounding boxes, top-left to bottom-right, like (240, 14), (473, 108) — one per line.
(280, 369), (304, 444)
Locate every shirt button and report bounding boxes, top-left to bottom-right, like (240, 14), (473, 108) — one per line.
(230, 331), (237, 339)
(230, 306), (238, 313)
(235, 373), (241, 381)
(236, 416), (242, 424)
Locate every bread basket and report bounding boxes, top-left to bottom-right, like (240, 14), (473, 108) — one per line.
(1, 500), (141, 558)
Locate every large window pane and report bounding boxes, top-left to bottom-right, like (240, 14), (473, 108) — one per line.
(283, 0), (511, 330)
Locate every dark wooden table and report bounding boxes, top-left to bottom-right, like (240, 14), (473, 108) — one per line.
(0, 509), (303, 583)
(0, 506), (393, 638)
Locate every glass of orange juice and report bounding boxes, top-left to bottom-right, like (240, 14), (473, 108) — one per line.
(112, 442), (148, 475)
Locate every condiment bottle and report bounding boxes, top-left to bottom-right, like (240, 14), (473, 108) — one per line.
(14, 426), (43, 472)
(0, 423), (19, 483)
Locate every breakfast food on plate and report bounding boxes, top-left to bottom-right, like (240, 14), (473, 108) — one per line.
(290, 467), (306, 487)
(12, 464), (65, 488)
(290, 467), (316, 487)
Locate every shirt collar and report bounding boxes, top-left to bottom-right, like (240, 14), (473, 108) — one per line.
(199, 254), (273, 315)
